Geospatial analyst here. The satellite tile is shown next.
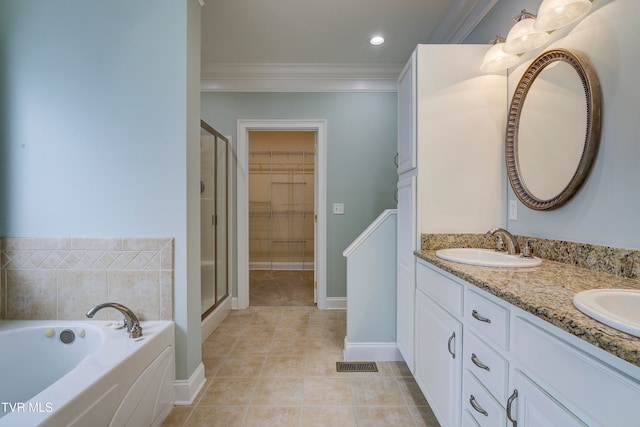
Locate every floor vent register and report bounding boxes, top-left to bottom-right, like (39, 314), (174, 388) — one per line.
(336, 362), (378, 373)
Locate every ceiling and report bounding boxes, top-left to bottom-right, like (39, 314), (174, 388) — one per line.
(200, 0), (499, 91)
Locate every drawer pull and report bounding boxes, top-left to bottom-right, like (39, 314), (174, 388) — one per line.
(472, 309), (492, 323)
(447, 332), (456, 359)
(469, 395), (488, 416)
(506, 389), (518, 427)
(471, 353), (490, 371)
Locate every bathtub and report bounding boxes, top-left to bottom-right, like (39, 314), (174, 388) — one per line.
(0, 320), (175, 427)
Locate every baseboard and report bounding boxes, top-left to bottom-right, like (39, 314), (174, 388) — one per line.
(343, 338), (404, 362)
(174, 362), (206, 406)
(201, 297), (231, 342)
(249, 262), (314, 270)
(325, 297), (347, 310)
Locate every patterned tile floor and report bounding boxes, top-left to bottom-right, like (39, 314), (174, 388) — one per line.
(162, 306), (440, 426)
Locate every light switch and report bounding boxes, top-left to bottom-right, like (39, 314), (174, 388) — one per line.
(509, 200), (518, 221)
(333, 203), (345, 215)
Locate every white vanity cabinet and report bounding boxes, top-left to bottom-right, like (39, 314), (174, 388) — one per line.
(415, 258), (640, 427)
(396, 44), (505, 374)
(462, 286), (510, 426)
(415, 260), (463, 427)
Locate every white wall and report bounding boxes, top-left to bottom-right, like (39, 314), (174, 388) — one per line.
(0, 0), (203, 381)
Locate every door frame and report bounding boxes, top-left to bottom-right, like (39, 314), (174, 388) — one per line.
(236, 119), (327, 309)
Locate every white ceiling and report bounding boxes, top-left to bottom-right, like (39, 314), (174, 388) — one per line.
(200, 0), (499, 91)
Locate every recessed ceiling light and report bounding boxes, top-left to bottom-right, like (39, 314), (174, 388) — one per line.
(370, 36), (385, 46)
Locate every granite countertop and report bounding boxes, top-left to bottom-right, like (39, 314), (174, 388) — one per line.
(416, 249), (640, 368)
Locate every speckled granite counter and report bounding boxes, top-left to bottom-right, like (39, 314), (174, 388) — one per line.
(415, 249), (640, 368)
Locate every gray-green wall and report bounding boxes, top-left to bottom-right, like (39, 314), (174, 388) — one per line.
(202, 92), (398, 299)
(0, 0), (203, 381)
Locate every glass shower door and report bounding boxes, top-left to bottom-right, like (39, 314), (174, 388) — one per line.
(201, 120), (229, 319)
(215, 132), (228, 304)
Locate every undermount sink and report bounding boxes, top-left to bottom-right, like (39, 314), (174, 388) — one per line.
(573, 289), (640, 338)
(435, 248), (542, 268)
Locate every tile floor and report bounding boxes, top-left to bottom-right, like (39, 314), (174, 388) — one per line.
(249, 270), (315, 306)
(162, 306), (440, 426)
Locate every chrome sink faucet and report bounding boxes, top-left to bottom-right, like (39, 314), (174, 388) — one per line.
(486, 228), (521, 255)
(86, 302), (143, 338)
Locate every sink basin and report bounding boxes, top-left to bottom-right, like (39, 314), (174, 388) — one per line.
(573, 289), (640, 338)
(435, 248), (542, 268)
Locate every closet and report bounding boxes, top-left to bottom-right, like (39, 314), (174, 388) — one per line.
(249, 131), (315, 270)
(248, 131), (315, 306)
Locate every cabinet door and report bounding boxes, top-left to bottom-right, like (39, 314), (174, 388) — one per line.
(415, 290), (462, 427)
(508, 370), (586, 427)
(397, 50), (416, 175)
(397, 175), (416, 370)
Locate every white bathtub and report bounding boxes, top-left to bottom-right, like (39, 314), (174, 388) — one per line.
(0, 320), (175, 427)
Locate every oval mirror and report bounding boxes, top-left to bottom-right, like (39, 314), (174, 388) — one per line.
(506, 49), (602, 210)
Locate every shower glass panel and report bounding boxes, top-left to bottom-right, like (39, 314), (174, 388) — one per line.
(201, 120), (229, 319)
(215, 134), (228, 302)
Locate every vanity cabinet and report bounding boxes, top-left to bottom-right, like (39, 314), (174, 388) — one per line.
(415, 258), (640, 427)
(415, 263), (463, 427)
(396, 44), (505, 374)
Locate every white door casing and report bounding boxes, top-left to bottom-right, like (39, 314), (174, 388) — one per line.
(236, 119), (327, 309)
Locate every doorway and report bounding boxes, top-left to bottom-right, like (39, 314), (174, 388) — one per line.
(236, 119), (327, 310)
(248, 131), (315, 305)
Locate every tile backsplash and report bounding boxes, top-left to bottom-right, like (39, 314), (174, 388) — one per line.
(0, 237), (174, 321)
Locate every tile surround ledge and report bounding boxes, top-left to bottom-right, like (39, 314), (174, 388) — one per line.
(417, 233), (640, 367)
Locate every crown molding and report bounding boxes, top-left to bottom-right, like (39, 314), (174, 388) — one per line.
(428, 0), (499, 43)
(201, 63), (404, 92)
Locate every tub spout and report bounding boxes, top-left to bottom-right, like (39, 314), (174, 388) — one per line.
(86, 302), (143, 338)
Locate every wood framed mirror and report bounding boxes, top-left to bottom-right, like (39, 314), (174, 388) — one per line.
(506, 49), (602, 210)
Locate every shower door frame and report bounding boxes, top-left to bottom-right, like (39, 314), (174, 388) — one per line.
(237, 119), (327, 310)
(200, 120), (231, 320)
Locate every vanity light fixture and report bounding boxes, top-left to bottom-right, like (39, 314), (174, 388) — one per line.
(480, 36), (521, 73)
(369, 35), (385, 46)
(480, 2), (592, 72)
(534, 0), (592, 32)
(503, 10), (550, 55)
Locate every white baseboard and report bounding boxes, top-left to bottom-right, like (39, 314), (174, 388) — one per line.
(325, 297), (347, 310)
(343, 338), (404, 362)
(201, 297), (231, 342)
(174, 362), (206, 406)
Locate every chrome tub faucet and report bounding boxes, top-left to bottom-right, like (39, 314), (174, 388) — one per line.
(86, 302), (143, 338)
(486, 227), (521, 255)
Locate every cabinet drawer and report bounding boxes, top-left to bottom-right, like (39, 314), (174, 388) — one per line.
(465, 289), (509, 349)
(416, 260), (463, 316)
(513, 316), (640, 426)
(463, 330), (509, 402)
(463, 370), (506, 427)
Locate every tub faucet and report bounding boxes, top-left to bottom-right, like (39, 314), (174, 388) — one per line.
(86, 302), (143, 338)
(486, 228), (521, 255)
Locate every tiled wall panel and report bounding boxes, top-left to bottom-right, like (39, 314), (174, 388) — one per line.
(0, 237), (173, 321)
